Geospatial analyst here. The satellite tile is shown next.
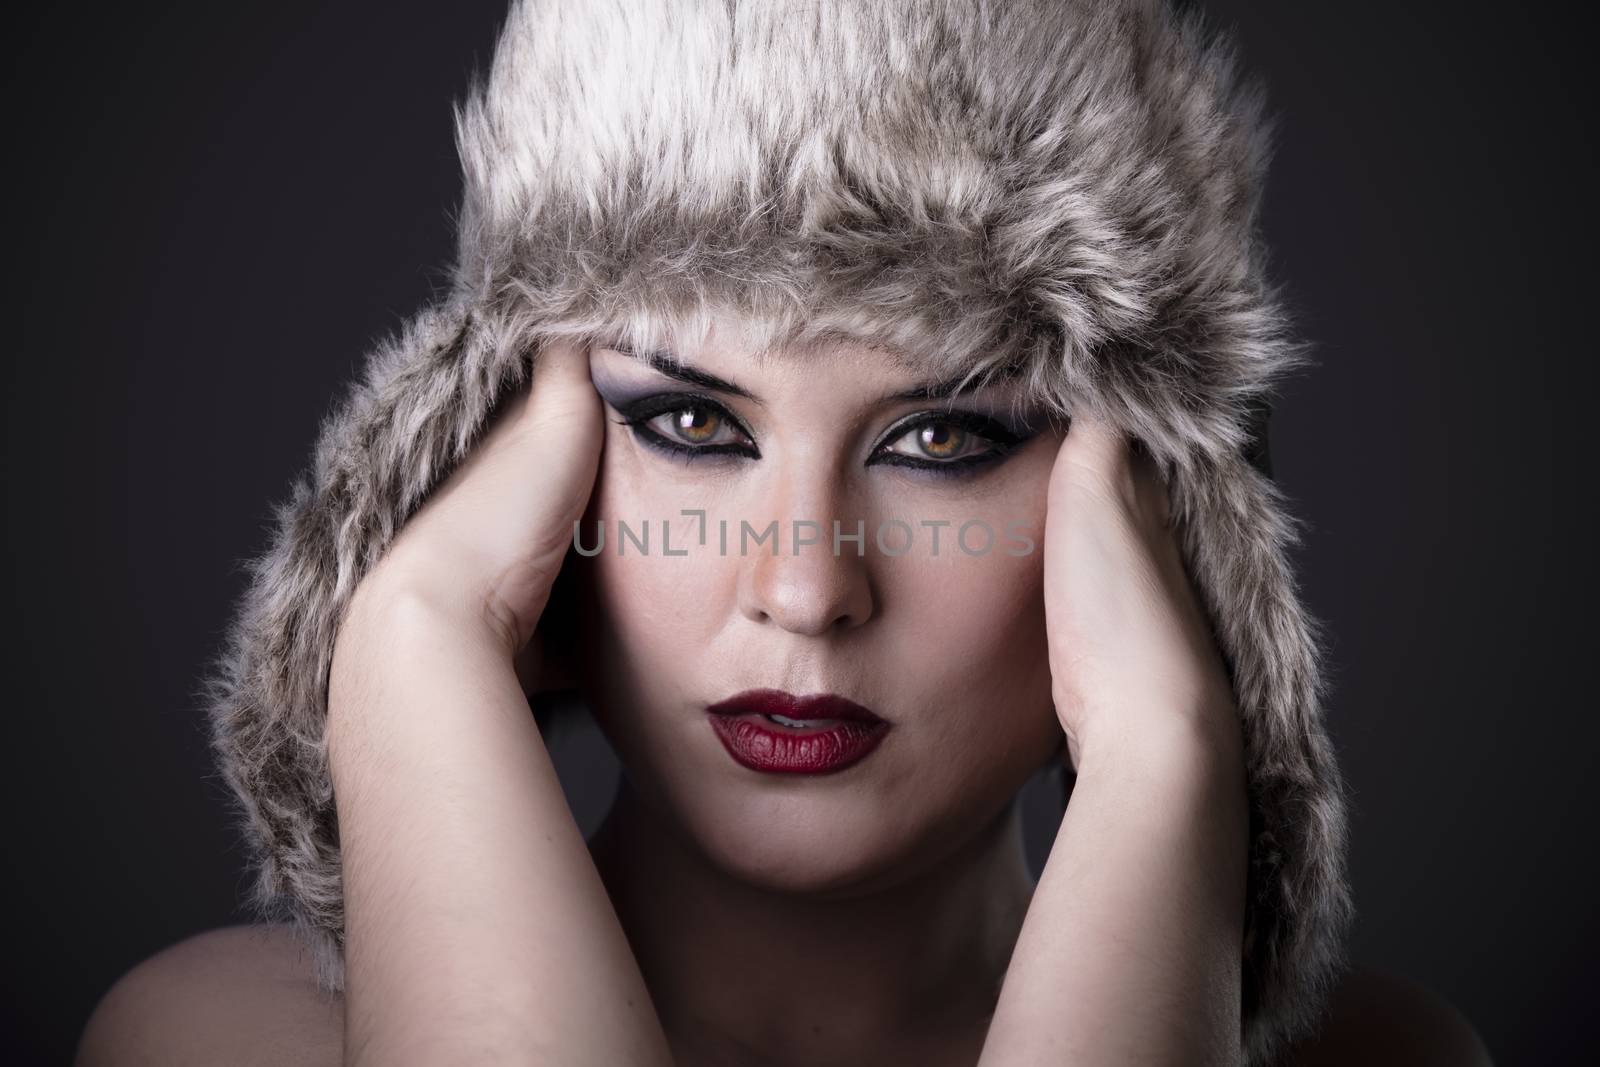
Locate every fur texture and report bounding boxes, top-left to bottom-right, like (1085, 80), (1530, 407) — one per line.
(202, 1), (1352, 1062)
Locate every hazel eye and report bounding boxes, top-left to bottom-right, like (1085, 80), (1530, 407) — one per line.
(651, 404), (729, 445)
(612, 394), (759, 460)
(882, 419), (984, 462)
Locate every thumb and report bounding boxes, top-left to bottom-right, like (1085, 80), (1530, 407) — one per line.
(1048, 414), (1136, 512)
(387, 339), (604, 653)
(519, 338), (605, 428)
(1048, 414), (1170, 530)
(476, 340), (605, 639)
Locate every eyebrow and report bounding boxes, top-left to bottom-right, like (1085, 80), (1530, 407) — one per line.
(613, 346), (1019, 406)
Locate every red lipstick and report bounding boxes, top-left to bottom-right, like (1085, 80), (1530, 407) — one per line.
(705, 689), (890, 774)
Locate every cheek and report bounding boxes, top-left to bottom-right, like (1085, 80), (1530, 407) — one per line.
(585, 553), (727, 679)
(573, 442), (735, 709)
(879, 533), (1054, 735)
(867, 464), (1060, 769)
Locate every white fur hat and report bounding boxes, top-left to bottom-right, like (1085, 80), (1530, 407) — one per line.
(203, 2), (1352, 1062)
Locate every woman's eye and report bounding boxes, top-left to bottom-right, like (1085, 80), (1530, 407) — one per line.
(873, 414), (1026, 474)
(613, 397), (757, 460)
(612, 396), (1031, 475)
(649, 405), (733, 446)
(882, 420), (984, 462)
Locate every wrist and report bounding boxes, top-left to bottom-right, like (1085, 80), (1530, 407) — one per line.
(330, 578), (524, 727)
(343, 564), (535, 661)
(1069, 704), (1245, 782)
(1069, 712), (1251, 897)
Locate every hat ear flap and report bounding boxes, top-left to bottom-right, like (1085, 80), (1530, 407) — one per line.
(203, 293), (524, 995)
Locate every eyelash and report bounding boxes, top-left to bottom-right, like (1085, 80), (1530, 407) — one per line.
(609, 393), (1032, 477)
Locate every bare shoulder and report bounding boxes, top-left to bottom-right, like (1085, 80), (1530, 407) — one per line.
(76, 923), (343, 1067)
(1279, 964), (1494, 1067)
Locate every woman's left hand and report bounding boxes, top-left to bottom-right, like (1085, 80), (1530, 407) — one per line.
(981, 414), (1250, 1067)
(1042, 414), (1240, 770)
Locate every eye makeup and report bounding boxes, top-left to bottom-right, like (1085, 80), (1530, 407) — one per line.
(870, 408), (1036, 476)
(602, 388), (1043, 478)
(588, 348), (1049, 478)
(608, 392), (759, 463)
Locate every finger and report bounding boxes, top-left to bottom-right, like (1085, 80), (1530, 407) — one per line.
(1049, 413), (1136, 510)
(520, 340), (603, 425)
(1061, 412), (1123, 463)
(475, 341), (601, 493)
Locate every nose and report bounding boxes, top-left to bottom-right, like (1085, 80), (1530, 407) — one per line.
(737, 467), (876, 636)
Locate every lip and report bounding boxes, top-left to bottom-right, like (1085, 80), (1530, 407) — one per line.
(706, 688), (890, 774)
(707, 689), (886, 724)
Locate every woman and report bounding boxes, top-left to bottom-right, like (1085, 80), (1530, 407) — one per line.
(321, 330), (1260, 1065)
(79, 1), (1490, 1064)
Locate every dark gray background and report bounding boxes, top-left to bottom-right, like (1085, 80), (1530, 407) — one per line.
(4, 2), (1592, 1063)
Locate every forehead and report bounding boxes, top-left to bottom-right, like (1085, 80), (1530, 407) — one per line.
(629, 310), (906, 366)
(590, 316), (1026, 399)
(590, 343), (1034, 418)
(636, 338), (910, 382)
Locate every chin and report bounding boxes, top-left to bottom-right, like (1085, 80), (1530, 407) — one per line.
(672, 763), (1028, 900)
(680, 785), (915, 895)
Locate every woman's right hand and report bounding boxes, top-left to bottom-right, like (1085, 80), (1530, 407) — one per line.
(348, 339), (604, 663)
(326, 340), (676, 1066)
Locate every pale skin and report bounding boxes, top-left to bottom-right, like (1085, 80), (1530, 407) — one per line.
(77, 329), (1496, 1066)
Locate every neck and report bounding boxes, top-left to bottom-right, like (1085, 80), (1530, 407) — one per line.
(588, 775), (1037, 1065)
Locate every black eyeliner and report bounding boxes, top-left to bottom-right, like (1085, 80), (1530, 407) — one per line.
(871, 409), (1031, 451)
(607, 390), (1039, 477)
(610, 392), (759, 459)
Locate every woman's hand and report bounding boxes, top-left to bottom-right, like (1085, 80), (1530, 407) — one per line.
(350, 338), (604, 661)
(980, 414), (1249, 1067)
(1042, 414), (1240, 770)
(327, 341), (675, 1067)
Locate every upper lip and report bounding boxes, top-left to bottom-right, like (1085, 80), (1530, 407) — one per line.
(706, 688), (886, 724)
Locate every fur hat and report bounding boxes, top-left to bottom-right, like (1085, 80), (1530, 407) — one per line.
(202, 1), (1352, 1062)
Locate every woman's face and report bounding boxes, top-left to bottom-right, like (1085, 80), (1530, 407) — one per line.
(571, 322), (1066, 895)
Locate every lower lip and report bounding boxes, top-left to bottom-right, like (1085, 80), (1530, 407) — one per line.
(707, 713), (890, 774)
